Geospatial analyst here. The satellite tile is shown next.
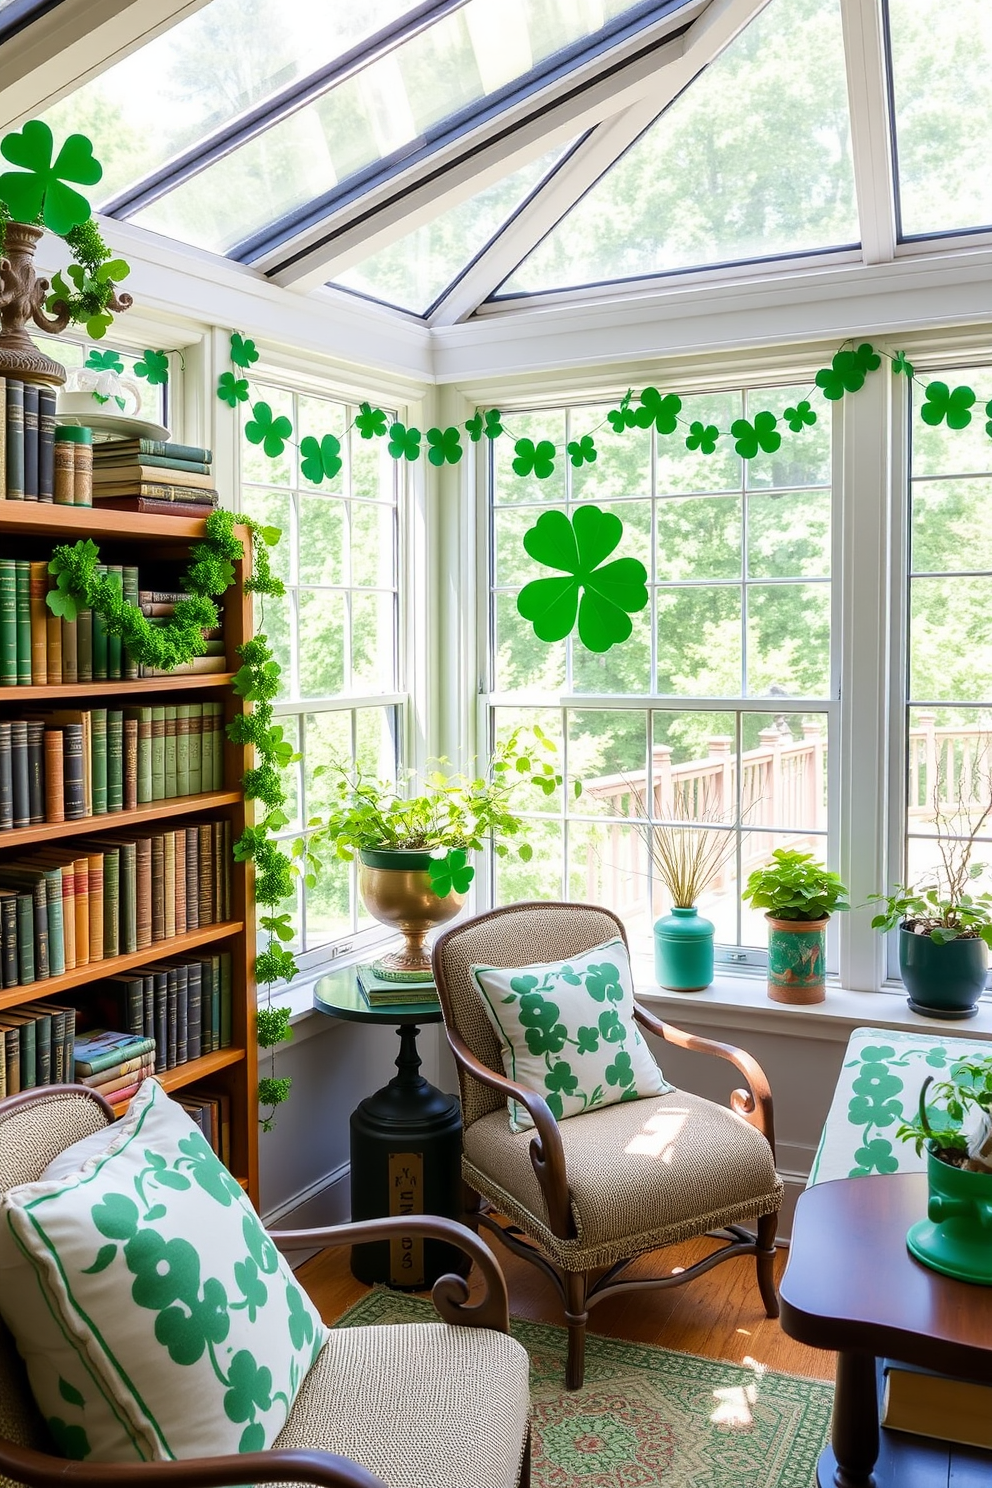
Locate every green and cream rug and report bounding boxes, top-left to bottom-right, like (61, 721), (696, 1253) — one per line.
(335, 1292), (833, 1488)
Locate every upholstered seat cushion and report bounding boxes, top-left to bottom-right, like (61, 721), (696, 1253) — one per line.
(273, 1322), (530, 1488)
(463, 1087), (783, 1271)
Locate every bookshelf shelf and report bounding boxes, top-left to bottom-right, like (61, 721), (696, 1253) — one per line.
(112, 1046), (246, 1116)
(0, 919), (244, 1010)
(0, 503), (219, 542)
(0, 790), (242, 849)
(0, 675), (235, 702)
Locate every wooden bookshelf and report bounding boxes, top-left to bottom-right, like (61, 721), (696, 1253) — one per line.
(0, 507), (259, 1203)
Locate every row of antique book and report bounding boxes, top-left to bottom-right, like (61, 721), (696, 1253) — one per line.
(0, 563), (226, 686)
(0, 949), (233, 1099)
(0, 816), (233, 991)
(0, 378), (64, 503)
(0, 701), (227, 830)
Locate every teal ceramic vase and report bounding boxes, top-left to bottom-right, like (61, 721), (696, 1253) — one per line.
(899, 927), (988, 1020)
(907, 1146), (992, 1284)
(653, 906), (715, 991)
(766, 914), (828, 1004)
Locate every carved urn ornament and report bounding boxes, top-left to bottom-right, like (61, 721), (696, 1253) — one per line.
(0, 120), (132, 387)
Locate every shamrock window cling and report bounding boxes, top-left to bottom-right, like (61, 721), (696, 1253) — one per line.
(516, 504), (649, 653)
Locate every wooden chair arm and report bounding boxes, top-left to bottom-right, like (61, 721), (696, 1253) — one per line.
(269, 1213), (510, 1331)
(0, 1437), (385, 1488)
(633, 1003), (777, 1158)
(444, 1027), (574, 1240)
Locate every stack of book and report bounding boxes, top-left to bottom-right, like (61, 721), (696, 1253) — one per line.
(138, 588), (226, 676)
(0, 818), (233, 990)
(357, 963), (440, 1006)
(0, 379), (58, 502)
(178, 1090), (230, 1163)
(0, 701), (227, 831)
(73, 1028), (156, 1106)
(87, 949), (233, 1068)
(0, 1000), (76, 1095)
(90, 439), (218, 518)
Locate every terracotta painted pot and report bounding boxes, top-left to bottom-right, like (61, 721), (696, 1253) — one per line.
(358, 848), (466, 976)
(765, 914), (828, 1004)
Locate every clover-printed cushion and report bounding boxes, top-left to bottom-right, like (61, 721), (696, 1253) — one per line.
(0, 1079), (327, 1462)
(471, 937), (669, 1132)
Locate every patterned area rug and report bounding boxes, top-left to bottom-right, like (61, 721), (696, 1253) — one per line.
(335, 1291), (833, 1488)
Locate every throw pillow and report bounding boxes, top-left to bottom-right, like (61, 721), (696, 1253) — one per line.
(471, 936), (669, 1132)
(0, 1079), (327, 1463)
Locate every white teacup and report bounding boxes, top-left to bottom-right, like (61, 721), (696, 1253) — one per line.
(59, 368), (143, 417)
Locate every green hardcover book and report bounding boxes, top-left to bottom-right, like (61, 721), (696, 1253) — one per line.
(22, 1005), (51, 1085)
(45, 1007), (68, 1083)
(76, 607), (93, 682)
(129, 706), (152, 803)
(0, 559), (16, 685)
(106, 566), (123, 679)
(102, 845), (119, 958)
(121, 566), (139, 680)
(40, 870), (64, 978)
(107, 709), (124, 812)
(164, 704), (177, 800)
(14, 560), (31, 685)
(219, 951), (232, 1049)
(92, 565), (108, 680)
(211, 701), (224, 791)
(90, 707), (108, 815)
(18, 1017), (36, 1090)
(150, 705), (166, 799)
(208, 954), (221, 1054)
(187, 703), (202, 795)
(119, 840), (136, 954)
(176, 703), (190, 797)
(15, 891), (34, 985)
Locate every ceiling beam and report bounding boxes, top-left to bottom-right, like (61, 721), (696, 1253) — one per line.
(263, 0), (712, 292)
(839, 0), (896, 265)
(0, 0), (212, 132)
(430, 0), (775, 326)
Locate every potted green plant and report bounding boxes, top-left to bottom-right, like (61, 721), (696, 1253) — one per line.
(897, 1059), (992, 1283)
(741, 848), (849, 1004)
(304, 727), (563, 978)
(869, 780), (992, 1019)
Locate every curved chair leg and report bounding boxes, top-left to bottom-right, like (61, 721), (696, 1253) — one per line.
(564, 1271), (589, 1391)
(755, 1210), (780, 1318)
(462, 1181), (483, 1232)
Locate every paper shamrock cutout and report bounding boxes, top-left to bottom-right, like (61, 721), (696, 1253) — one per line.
(300, 433), (342, 484)
(783, 400), (816, 433)
(134, 349), (169, 385)
(217, 371), (249, 407)
(428, 849), (475, 898)
(892, 351), (914, 378)
(84, 349), (124, 375)
(0, 121), (101, 234)
(245, 401), (293, 457)
(634, 387), (682, 434)
(388, 421), (421, 460)
(814, 343), (880, 400)
(685, 421), (719, 454)
(730, 411), (781, 459)
(465, 408), (502, 441)
(512, 438), (556, 479)
(607, 391), (636, 432)
(920, 381), (975, 430)
(567, 434), (597, 467)
(986, 399), (992, 439)
(426, 426), (462, 465)
(229, 333), (259, 369)
(516, 504), (648, 653)
(355, 402), (388, 439)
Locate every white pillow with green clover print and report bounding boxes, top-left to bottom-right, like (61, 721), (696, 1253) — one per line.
(471, 936), (670, 1132)
(0, 1078), (327, 1464)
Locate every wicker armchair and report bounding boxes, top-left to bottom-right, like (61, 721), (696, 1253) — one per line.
(432, 902), (783, 1390)
(0, 1085), (531, 1488)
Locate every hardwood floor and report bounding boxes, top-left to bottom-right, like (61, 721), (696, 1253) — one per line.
(297, 1227), (836, 1383)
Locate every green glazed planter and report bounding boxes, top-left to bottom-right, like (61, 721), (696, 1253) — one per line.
(653, 906), (715, 991)
(907, 1145), (992, 1284)
(899, 926), (988, 1020)
(766, 914), (827, 1004)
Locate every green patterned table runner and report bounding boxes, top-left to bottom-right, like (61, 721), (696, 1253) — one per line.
(808, 1026), (992, 1186)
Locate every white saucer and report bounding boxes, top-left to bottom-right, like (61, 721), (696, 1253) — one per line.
(55, 408), (171, 443)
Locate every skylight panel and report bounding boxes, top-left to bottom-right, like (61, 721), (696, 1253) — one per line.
(124, 0), (679, 257)
(39, 0), (429, 205)
(887, 0), (992, 238)
(496, 0), (858, 297)
(329, 144), (570, 315)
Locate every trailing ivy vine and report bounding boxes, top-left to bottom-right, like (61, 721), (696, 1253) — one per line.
(47, 510), (298, 1131)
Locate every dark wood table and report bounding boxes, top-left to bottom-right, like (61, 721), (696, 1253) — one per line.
(779, 1174), (992, 1488)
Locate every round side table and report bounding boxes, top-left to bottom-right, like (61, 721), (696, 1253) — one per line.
(313, 967), (464, 1289)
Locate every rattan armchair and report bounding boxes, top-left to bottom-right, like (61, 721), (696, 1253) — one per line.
(432, 901), (783, 1390)
(0, 1085), (531, 1488)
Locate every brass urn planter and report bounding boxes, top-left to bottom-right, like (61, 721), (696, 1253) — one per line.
(358, 848), (466, 978)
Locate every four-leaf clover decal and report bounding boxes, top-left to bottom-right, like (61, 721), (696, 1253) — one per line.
(0, 120), (101, 234)
(517, 504), (649, 653)
(300, 433), (342, 484)
(634, 387), (682, 434)
(429, 848), (475, 898)
(730, 411), (781, 459)
(815, 344), (880, 400)
(920, 381), (975, 430)
(426, 425), (463, 465)
(512, 437), (556, 479)
(388, 421), (421, 460)
(566, 434), (597, 467)
(245, 401), (293, 458)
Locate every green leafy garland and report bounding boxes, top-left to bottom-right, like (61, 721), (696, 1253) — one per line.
(47, 510), (298, 1130)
